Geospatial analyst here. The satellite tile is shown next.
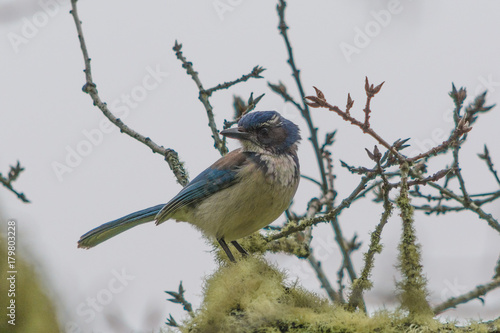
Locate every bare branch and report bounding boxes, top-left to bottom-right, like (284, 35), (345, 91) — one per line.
(0, 161), (30, 203)
(70, 1), (188, 186)
(420, 178), (500, 234)
(478, 145), (500, 187)
(433, 277), (500, 315)
(225, 93), (265, 129)
(206, 66), (265, 95)
(165, 281), (194, 318)
(305, 85), (405, 163)
(388, 168), (452, 189)
(172, 41), (227, 156)
(308, 252), (339, 303)
(276, 0), (328, 193)
(300, 174), (322, 188)
(264, 173), (376, 242)
(268, 81), (304, 112)
(363, 77), (384, 128)
(305, 84), (478, 166)
(173, 41), (265, 155)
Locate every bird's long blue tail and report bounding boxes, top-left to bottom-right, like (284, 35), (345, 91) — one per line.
(78, 204), (165, 249)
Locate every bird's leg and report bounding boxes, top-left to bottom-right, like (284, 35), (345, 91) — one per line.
(231, 240), (249, 256)
(218, 238), (236, 263)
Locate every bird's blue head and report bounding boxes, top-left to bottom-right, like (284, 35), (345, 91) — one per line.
(221, 111), (301, 154)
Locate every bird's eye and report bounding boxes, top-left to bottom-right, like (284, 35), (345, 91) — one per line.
(258, 127), (270, 137)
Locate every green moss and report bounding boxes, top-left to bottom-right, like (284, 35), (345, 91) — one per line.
(175, 257), (492, 333)
(210, 232), (310, 263)
(348, 198), (392, 312)
(396, 162), (433, 320)
(239, 233), (310, 259)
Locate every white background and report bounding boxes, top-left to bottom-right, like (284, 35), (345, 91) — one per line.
(1, 0), (500, 331)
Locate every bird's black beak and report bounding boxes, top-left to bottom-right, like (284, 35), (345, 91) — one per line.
(220, 127), (251, 141)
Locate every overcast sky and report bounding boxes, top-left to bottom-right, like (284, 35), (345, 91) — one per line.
(2, 0), (500, 331)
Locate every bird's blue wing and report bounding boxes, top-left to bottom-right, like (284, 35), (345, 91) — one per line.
(155, 149), (250, 223)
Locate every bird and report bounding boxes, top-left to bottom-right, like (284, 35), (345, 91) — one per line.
(77, 111), (301, 262)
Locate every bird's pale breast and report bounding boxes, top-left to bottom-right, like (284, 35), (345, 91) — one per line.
(174, 153), (299, 241)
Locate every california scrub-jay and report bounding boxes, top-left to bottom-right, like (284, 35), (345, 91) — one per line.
(78, 111), (301, 262)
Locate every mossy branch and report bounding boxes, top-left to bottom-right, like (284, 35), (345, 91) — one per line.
(348, 175), (393, 312)
(396, 162), (432, 319)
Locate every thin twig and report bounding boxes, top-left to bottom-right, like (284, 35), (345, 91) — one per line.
(268, 81), (304, 112)
(303, 198), (322, 246)
(307, 254), (339, 303)
(478, 145), (500, 187)
(415, 177), (500, 234)
(494, 254), (500, 279)
(297, 196), (338, 303)
(433, 277), (500, 315)
(265, 173), (376, 242)
(300, 174), (323, 188)
(452, 148), (471, 205)
(306, 85), (405, 163)
(165, 281), (195, 318)
(347, 167), (393, 312)
(172, 41), (227, 156)
(336, 261), (346, 304)
(331, 216), (359, 285)
(305, 84), (473, 165)
(70, 1), (188, 186)
(414, 205), (468, 214)
(323, 149), (361, 290)
(0, 161), (30, 203)
(276, 0), (328, 193)
(173, 42), (265, 156)
(363, 77), (384, 129)
(226, 93), (266, 130)
(388, 168), (451, 189)
(206, 66), (265, 95)
(413, 190), (500, 215)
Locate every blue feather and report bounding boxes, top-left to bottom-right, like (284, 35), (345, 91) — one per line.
(155, 150), (249, 223)
(78, 204), (164, 248)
